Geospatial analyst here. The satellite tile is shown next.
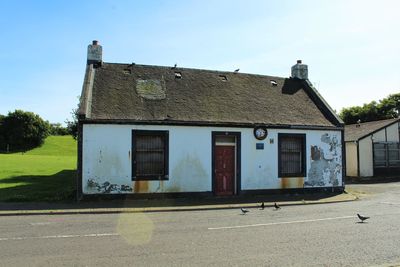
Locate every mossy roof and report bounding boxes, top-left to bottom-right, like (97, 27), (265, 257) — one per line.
(80, 62), (340, 128)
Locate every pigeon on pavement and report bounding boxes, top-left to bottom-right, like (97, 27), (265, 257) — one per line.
(241, 208), (249, 215)
(260, 202), (265, 210)
(357, 213), (370, 223)
(274, 202), (281, 210)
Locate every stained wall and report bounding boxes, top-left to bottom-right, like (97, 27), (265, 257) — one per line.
(82, 124), (343, 194)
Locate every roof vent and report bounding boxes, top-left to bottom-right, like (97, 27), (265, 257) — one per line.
(174, 72), (182, 79)
(291, 60), (308, 80)
(219, 75), (228, 81)
(87, 40), (102, 67)
(123, 69), (131, 75)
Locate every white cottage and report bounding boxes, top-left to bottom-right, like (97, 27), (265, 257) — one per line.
(77, 41), (345, 198)
(345, 118), (400, 177)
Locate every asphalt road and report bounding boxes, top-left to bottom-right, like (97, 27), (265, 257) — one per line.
(1, 182), (400, 267)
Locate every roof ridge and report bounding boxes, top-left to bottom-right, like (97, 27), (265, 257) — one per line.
(101, 62), (286, 80)
(346, 117), (399, 127)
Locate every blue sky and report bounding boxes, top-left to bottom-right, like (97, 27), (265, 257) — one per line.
(1, 0), (399, 124)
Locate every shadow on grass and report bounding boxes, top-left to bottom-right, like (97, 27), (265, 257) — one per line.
(0, 170), (76, 202)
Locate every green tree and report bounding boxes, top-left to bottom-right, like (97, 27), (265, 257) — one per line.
(1, 110), (50, 152)
(339, 93), (400, 124)
(65, 108), (78, 140)
(377, 93), (400, 118)
(49, 123), (69, 136)
(0, 114), (5, 151)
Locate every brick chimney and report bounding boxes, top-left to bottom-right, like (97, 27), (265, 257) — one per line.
(87, 40), (102, 67)
(291, 60), (308, 80)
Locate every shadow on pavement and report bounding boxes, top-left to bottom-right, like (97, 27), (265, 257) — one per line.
(0, 190), (344, 212)
(345, 176), (400, 184)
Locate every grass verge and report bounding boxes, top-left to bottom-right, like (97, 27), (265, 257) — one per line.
(0, 136), (77, 202)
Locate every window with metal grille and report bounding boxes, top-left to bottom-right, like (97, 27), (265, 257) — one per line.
(278, 134), (306, 177)
(132, 130), (169, 180)
(388, 143), (400, 167)
(373, 143), (387, 167)
(374, 142), (400, 168)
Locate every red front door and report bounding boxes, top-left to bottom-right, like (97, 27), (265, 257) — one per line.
(215, 145), (235, 195)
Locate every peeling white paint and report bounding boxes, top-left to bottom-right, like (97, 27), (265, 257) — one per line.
(306, 133), (342, 187)
(82, 124), (343, 194)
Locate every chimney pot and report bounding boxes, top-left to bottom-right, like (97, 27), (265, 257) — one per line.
(87, 40), (102, 67)
(291, 60), (308, 80)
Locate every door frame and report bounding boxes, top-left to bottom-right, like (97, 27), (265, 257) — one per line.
(212, 131), (241, 195)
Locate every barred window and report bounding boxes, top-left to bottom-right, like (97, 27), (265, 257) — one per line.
(278, 134), (306, 177)
(374, 142), (400, 168)
(373, 143), (387, 167)
(132, 130), (169, 180)
(388, 143), (400, 167)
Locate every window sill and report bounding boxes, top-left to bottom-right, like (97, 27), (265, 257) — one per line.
(279, 174), (305, 178)
(132, 176), (169, 181)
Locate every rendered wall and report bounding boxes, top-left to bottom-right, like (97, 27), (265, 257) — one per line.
(359, 137), (373, 177)
(82, 124), (342, 194)
(372, 128), (386, 142)
(386, 122), (399, 142)
(357, 122), (399, 177)
(345, 142), (358, 177)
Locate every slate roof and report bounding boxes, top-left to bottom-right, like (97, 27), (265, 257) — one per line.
(344, 118), (400, 142)
(79, 63), (342, 128)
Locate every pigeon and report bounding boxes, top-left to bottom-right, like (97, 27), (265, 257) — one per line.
(171, 63), (177, 69)
(234, 68), (240, 73)
(241, 208), (249, 215)
(274, 202), (281, 210)
(260, 202), (265, 210)
(357, 213), (369, 223)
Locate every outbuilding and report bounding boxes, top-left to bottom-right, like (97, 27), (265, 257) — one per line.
(345, 118), (400, 177)
(77, 41), (344, 198)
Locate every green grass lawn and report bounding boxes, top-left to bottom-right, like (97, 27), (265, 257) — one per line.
(0, 135), (77, 202)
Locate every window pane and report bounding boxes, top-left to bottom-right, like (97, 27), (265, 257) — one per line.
(374, 143), (400, 167)
(388, 143), (400, 167)
(136, 151), (164, 175)
(136, 135), (164, 150)
(280, 136), (303, 175)
(374, 143), (386, 167)
(135, 134), (165, 177)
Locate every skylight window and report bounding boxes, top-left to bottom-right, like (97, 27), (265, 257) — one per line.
(174, 72), (182, 79)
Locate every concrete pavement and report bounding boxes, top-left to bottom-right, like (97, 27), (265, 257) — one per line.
(0, 191), (357, 216)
